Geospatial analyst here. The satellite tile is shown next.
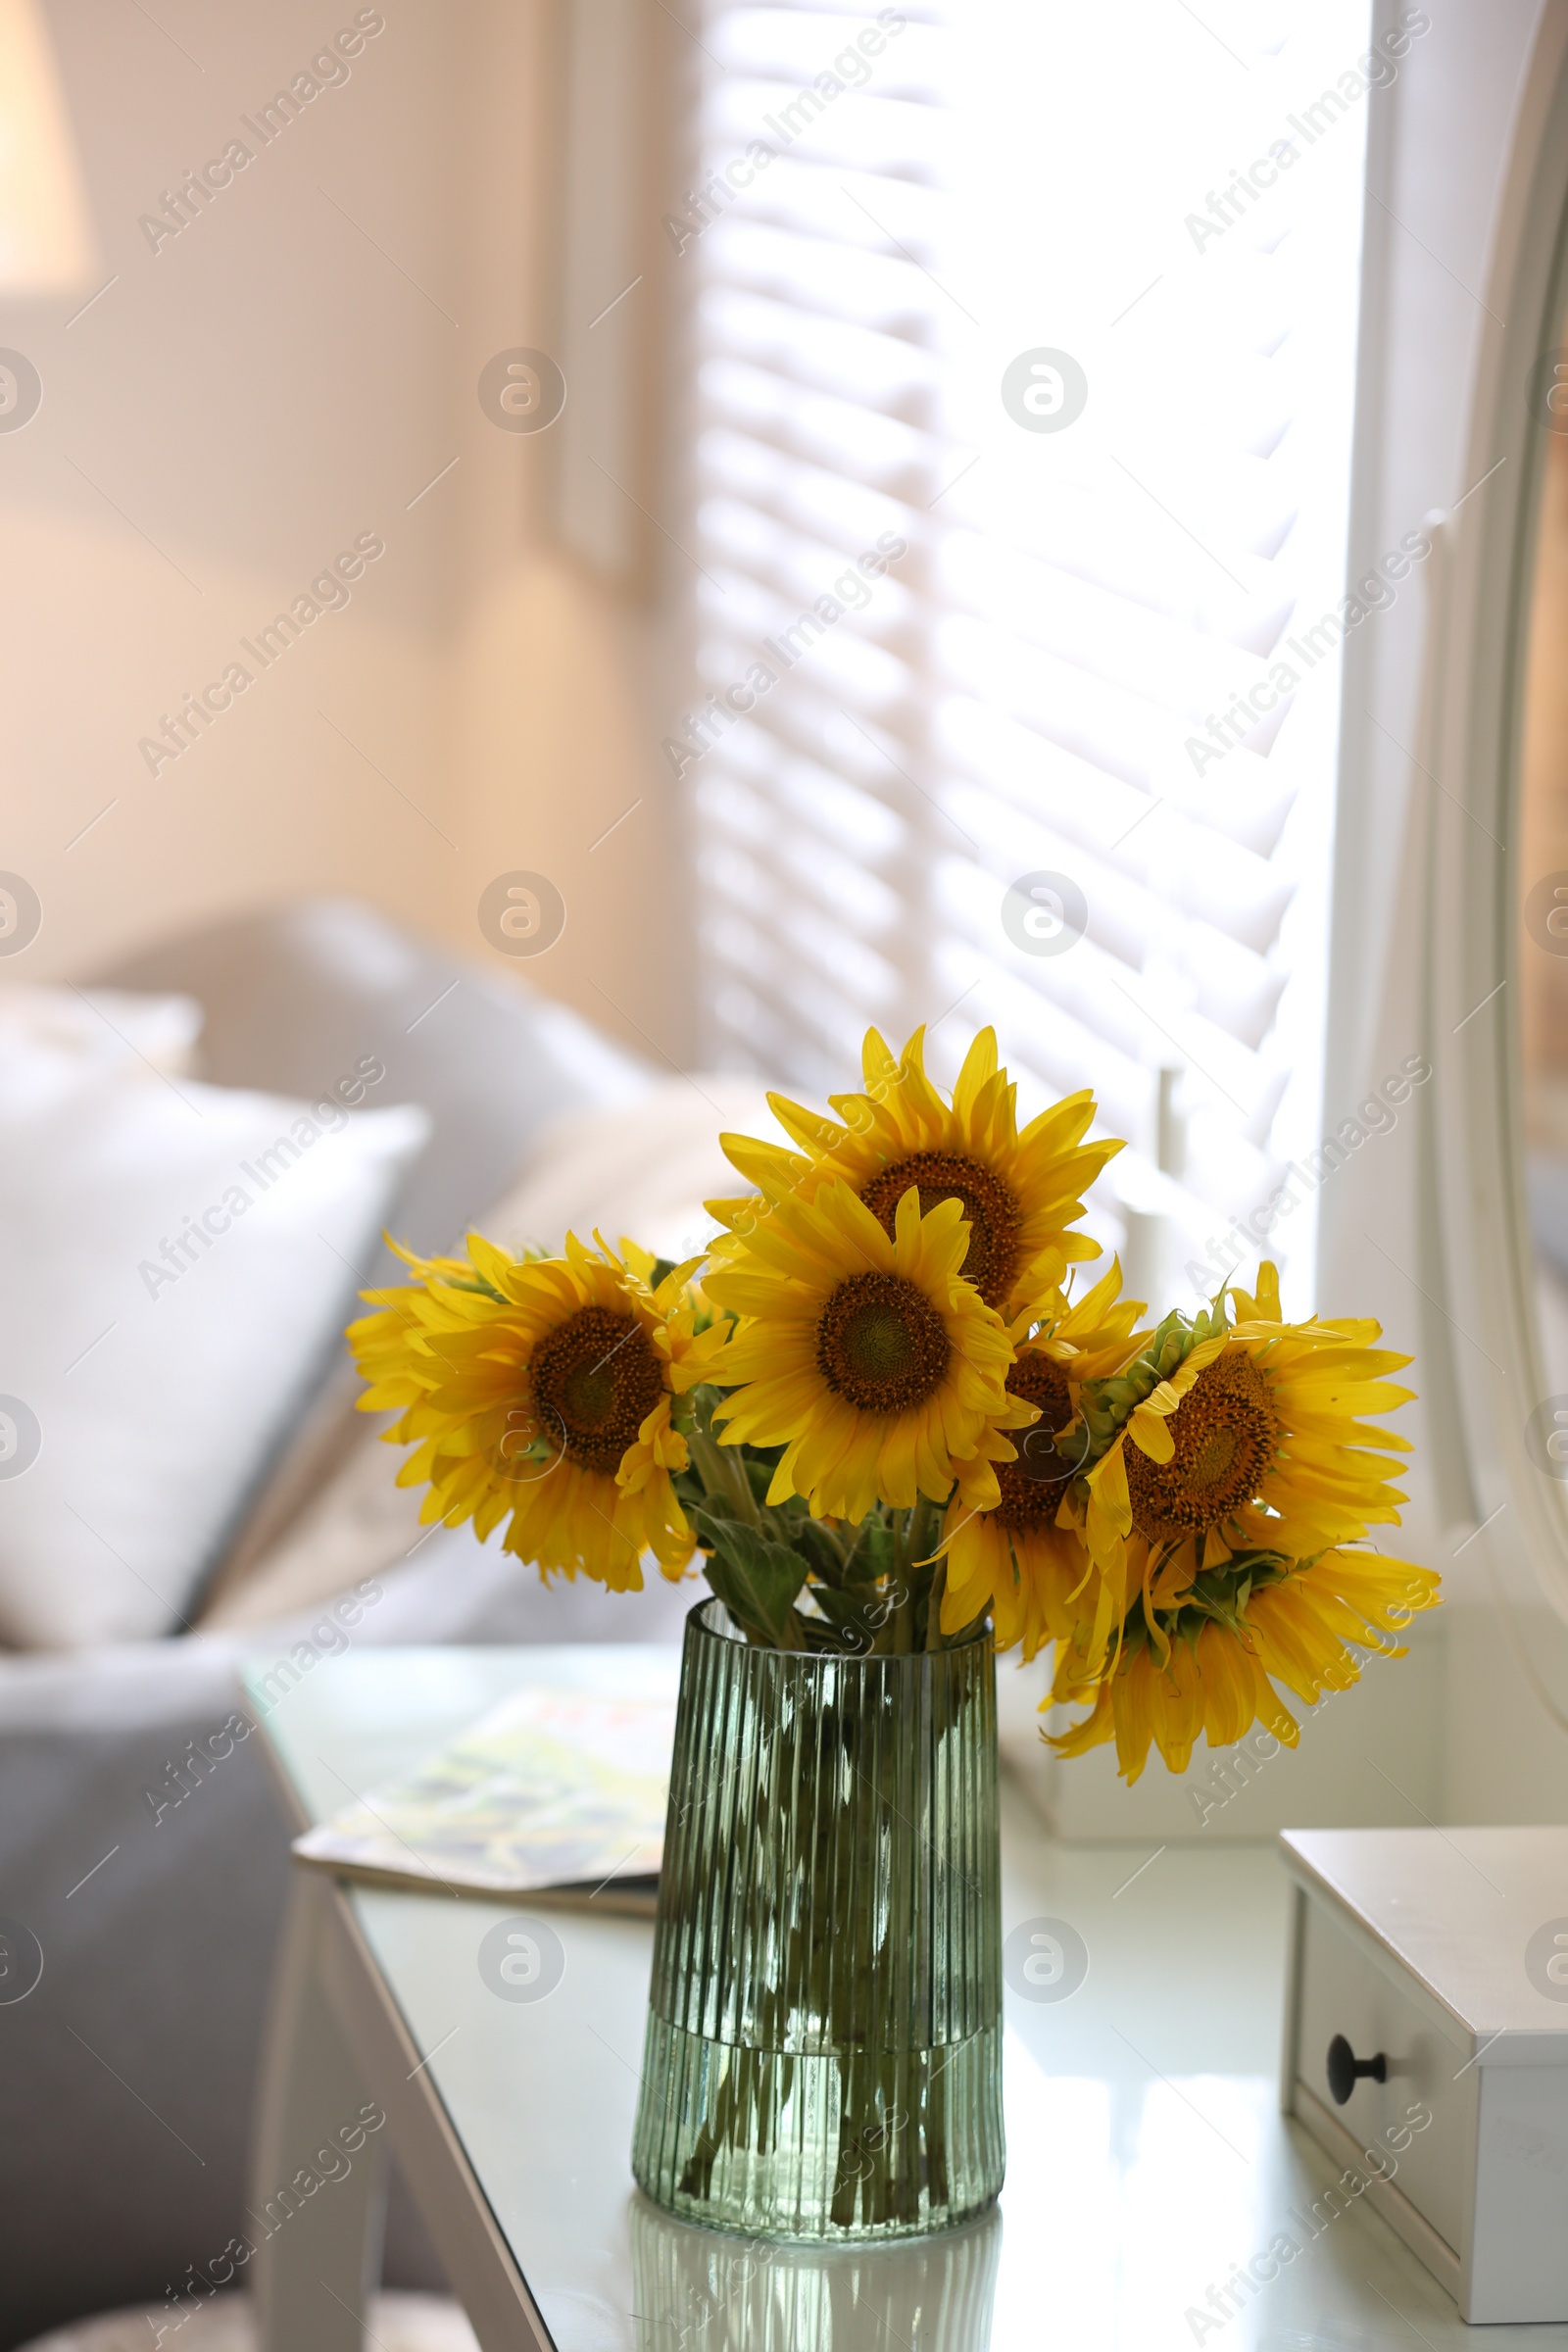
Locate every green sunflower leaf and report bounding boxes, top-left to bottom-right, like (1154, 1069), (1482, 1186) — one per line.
(782, 1516), (845, 1586)
(851, 1515), (898, 1583)
(806, 1581), (916, 1651)
(695, 1512), (810, 1645)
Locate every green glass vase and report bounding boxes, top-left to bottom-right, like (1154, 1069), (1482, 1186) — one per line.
(632, 1599), (1004, 2240)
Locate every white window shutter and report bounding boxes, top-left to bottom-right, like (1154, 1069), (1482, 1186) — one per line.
(680, 0), (1371, 1312)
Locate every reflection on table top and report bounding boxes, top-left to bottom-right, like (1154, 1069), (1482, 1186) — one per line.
(247, 1647), (1568, 2352)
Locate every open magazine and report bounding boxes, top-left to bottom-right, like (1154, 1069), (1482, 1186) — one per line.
(292, 1685), (677, 1916)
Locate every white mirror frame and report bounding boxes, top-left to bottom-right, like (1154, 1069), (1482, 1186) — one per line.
(1428, 1), (1568, 1621)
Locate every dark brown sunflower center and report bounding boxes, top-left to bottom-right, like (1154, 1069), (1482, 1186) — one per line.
(996, 1353), (1074, 1530)
(1123, 1348), (1278, 1541)
(527, 1304), (663, 1476)
(858, 1151), (1020, 1307)
(815, 1272), (951, 1413)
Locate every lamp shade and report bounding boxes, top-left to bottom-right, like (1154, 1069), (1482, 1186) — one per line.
(0, 0), (96, 293)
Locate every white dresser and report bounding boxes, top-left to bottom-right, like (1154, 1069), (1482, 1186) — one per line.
(1280, 1828), (1568, 2325)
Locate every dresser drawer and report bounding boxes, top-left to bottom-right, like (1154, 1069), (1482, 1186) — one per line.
(1294, 1892), (1474, 2259)
(1280, 1828), (1568, 2326)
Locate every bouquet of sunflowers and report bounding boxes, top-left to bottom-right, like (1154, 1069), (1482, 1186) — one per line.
(349, 1027), (1440, 1783)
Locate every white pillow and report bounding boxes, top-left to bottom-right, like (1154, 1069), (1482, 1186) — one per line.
(0, 984), (202, 1118)
(0, 1070), (427, 1648)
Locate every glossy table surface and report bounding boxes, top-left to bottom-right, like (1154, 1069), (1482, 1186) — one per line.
(246, 1647), (1568, 2351)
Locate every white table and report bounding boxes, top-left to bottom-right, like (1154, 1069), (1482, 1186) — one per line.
(242, 1647), (1568, 2349)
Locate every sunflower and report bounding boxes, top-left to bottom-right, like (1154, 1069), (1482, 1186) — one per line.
(1074, 1263), (1416, 1617)
(939, 1261), (1148, 1656)
(349, 1232), (727, 1589)
(703, 1178), (1036, 1523)
(1045, 1544), (1441, 1783)
(708, 1026), (1121, 1316)
(1032, 1258), (1441, 1778)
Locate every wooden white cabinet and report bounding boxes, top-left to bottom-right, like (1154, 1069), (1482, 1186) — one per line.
(1280, 1828), (1568, 2324)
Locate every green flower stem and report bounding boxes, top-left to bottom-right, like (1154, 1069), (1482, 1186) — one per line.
(687, 1417), (761, 1528)
(923, 1559), (948, 1651)
(908, 1492), (939, 1571)
(893, 1552), (914, 1654)
(675, 1423), (977, 1662)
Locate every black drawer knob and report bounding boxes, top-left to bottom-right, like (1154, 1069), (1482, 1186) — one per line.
(1326, 2033), (1387, 2105)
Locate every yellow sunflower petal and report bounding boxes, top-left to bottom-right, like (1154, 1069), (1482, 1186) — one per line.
(348, 1230), (702, 1586)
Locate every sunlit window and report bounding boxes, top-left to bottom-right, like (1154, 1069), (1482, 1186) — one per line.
(674, 0), (1373, 1312)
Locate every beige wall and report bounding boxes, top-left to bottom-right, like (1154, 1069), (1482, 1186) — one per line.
(2, 0), (690, 1063)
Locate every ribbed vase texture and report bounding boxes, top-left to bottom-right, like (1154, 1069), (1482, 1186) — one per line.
(632, 1601), (1004, 2240)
